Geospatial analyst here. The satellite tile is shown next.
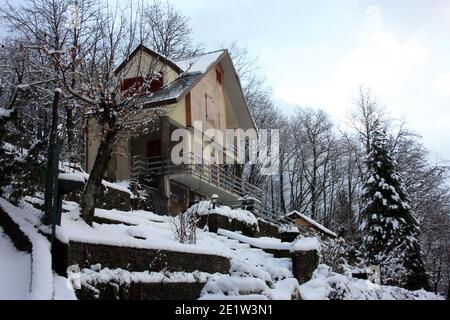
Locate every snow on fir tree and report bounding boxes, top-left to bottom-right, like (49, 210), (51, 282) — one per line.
(359, 123), (430, 291)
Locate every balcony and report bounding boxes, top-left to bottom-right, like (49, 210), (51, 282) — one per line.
(131, 153), (262, 203)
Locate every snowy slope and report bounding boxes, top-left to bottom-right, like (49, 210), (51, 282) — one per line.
(0, 226), (31, 300)
(0, 198), (76, 300)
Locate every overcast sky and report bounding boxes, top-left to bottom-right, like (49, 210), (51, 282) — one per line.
(0, 0), (448, 162)
(169, 0), (450, 162)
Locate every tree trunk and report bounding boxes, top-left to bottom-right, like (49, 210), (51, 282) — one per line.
(279, 164), (286, 214)
(80, 124), (117, 225)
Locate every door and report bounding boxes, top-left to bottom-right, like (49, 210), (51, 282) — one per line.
(147, 140), (161, 159)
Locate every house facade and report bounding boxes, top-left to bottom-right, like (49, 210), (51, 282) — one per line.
(85, 45), (261, 214)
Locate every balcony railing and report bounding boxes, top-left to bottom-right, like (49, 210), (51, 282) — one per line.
(131, 153), (263, 201)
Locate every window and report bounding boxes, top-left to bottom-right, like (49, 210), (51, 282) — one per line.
(149, 73), (164, 92)
(121, 77), (143, 94)
(215, 64), (224, 85)
(216, 68), (223, 85)
(205, 93), (218, 125)
(121, 73), (164, 95)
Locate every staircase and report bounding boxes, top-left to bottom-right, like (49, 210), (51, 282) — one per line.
(199, 232), (298, 300)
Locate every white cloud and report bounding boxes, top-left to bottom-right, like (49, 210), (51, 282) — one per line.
(435, 72), (450, 96)
(272, 4), (428, 121)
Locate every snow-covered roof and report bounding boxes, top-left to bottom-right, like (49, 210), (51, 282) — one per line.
(133, 73), (203, 107)
(174, 50), (225, 75)
(285, 211), (337, 238)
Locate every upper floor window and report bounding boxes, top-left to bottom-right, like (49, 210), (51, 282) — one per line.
(215, 65), (223, 85)
(121, 72), (164, 95)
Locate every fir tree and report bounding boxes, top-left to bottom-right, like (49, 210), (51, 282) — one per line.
(360, 124), (430, 290)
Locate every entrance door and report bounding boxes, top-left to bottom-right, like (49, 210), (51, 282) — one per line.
(147, 140), (161, 159)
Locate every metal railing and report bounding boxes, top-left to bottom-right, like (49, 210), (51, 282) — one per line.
(131, 153), (263, 201)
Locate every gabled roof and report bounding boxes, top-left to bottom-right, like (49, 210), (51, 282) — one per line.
(114, 44), (183, 75)
(286, 210), (337, 238)
(115, 45), (257, 131)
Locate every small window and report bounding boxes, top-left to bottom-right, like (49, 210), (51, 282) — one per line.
(121, 77), (143, 94)
(149, 73), (163, 92)
(216, 67), (223, 85)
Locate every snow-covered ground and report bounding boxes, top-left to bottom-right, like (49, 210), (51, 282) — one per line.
(300, 264), (443, 300)
(0, 226), (31, 300)
(0, 198), (76, 300)
(0, 195), (443, 300)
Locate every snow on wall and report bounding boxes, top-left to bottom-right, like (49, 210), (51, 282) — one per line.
(218, 229), (321, 253)
(58, 206), (231, 258)
(0, 198), (55, 300)
(193, 201), (258, 227)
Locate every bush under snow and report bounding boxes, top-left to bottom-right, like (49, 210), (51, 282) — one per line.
(299, 264), (443, 300)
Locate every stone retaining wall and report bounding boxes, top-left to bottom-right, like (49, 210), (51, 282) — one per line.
(198, 214), (257, 237)
(257, 219), (281, 238)
(55, 240), (230, 276)
(291, 250), (320, 285)
(66, 184), (132, 212)
(77, 281), (206, 300)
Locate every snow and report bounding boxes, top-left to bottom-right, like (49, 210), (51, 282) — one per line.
(0, 198), (75, 300)
(218, 229), (320, 253)
(285, 210), (337, 237)
(299, 264), (443, 300)
(53, 274), (77, 300)
(218, 229), (290, 250)
(0, 198), (53, 299)
(193, 201), (258, 227)
(58, 172), (86, 183)
(278, 224), (299, 233)
(0, 226), (31, 299)
(78, 267), (219, 288)
(58, 205), (231, 258)
(0, 107), (13, 118)
(175, 51), (224, 75)
(95, 208), (168, 224)
(292, 237), (321, 253)
(59, 165), (134, 196)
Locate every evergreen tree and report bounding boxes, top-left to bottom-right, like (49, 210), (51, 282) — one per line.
(360, 124), (430, 290)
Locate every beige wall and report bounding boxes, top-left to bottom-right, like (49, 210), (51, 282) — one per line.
(118, 50), (179, 86)
(190, 66), (227, 134)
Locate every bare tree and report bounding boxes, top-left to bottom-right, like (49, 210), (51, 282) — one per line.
(348, 85), (387, 155)
(141, 0), (203, 59)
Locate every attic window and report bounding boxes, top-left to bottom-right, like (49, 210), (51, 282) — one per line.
(215, 65), (223, 85)
(121, 77), (143, 94)
(121, 73), (164, 95)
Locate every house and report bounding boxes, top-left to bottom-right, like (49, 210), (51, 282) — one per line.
(285, 210), (337, 239)
(85, 44), (261, 214)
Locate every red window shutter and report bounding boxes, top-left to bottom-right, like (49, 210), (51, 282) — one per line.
(216, 68), (223, 85)
(121, 77), (144, 93)
(149, 74), (164, 92)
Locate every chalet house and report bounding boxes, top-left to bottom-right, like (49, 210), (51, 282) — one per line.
(85, 44), (261, 214)
(285, 210), (337, 239)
